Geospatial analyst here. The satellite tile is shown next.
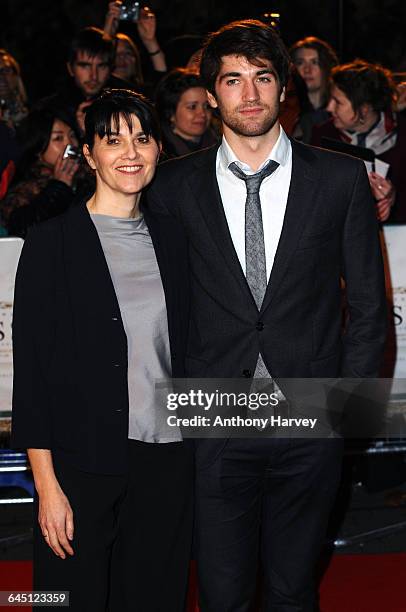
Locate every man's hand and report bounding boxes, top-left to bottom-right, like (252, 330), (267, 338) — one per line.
(368, 172), (395, 222)
(53, 152), (80, 188)
(76, 100), (93, 135)
(104, 1), (122, 37)
(38, 482), (74, 559)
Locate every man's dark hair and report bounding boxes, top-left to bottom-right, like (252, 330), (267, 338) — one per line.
(331, 60), (396, 114)
(68, 27), (115, 67)
(155, 68), (206, 125)
(200, 19), (291, 96)
(84, 89), (161, 150)
(290, 37), (338, 75)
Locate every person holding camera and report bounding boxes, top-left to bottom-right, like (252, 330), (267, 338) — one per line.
(0, 106), (93, 238)
(104, 2), (167, 96)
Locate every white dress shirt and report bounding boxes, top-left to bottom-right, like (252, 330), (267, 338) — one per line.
(216, 125), (292, 280)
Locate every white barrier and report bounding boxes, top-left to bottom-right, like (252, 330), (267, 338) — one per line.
(0, 238), (24, 415)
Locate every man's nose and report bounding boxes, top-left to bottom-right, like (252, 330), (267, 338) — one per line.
(91, 64), (98, 80)
(326, 98), (334, 112)
(243, 80), (260, 101)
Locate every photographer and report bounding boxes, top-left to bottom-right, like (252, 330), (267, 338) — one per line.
(104, 2), (167, 96)
(1, 106), (93, 238)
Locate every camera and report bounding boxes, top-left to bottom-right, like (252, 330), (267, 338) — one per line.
(119, 1), (140, 22)
(63, 145), (82, 160)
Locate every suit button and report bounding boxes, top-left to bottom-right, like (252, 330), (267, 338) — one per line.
(113, 364), (120, 367)
(112, 317), (118, 321)
(256, 322), (264, 331)
(115, 409), (123, 413)
(242, 369), (251, 378)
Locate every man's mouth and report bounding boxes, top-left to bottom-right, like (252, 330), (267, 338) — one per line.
(239, 107), (264, 115)
(115, 165), (143, 174)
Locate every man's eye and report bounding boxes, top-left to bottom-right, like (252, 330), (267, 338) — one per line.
(257, 76), (271, 83)
(226, 79), (239, 86)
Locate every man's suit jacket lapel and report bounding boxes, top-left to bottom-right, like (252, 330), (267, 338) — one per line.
(260, 139), (320, 315)
(186, 146), (258, 310)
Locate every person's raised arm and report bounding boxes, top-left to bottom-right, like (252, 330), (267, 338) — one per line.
(137, 6), (167, 73)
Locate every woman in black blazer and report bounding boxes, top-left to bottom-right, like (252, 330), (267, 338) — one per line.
(11, 89), (193, 611)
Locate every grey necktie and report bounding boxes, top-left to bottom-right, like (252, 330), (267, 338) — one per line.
(229, 159), (279, 380)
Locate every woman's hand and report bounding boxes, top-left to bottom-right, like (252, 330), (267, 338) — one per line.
(368, 173), (395, 222)
(104, 1), (122, 37)
(27, 449), (74, 560)
(136, 6), (157, 45)
(53, 152), (80, 188)
(38, 482), (74, 559)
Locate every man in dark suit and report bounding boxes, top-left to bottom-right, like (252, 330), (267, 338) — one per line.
(148, 20), (387, 612)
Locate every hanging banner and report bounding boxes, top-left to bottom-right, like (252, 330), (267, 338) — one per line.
(382, 225), (406, 379)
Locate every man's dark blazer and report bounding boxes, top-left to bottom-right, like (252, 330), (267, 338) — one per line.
(147, 138), (387, 400)
(11, 199), (189, 474)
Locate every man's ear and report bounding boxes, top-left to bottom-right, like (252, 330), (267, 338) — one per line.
(67, 62), (74, 77)
(279, 86), (286, 103)
(83, 143), (96, 170)
(207, 91), (218, 109)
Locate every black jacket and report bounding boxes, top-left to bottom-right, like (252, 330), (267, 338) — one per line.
(147, 139), (387, 380)
(11, 199), (189, 474)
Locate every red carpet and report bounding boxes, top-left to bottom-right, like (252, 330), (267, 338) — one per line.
(1, 555), (405, 611)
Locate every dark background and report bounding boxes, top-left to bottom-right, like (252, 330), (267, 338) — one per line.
(0, 0), (406, 102)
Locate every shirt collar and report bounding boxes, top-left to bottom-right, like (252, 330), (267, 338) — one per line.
(218, 124), (290, 175)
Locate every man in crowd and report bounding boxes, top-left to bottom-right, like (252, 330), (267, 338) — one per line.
(148, 19), (387, 611)
(45, 27), (126, 135)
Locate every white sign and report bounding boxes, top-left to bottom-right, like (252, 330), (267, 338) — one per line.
(382, 226), (406, 379)
(0, 238), (23, 414)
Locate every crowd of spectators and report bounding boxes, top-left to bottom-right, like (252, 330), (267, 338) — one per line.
(1, 1), (406, 236)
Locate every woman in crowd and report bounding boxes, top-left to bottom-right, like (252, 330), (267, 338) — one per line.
(11, 89), (193, 611)
(0, 49), (28, 129)
(311, 60), (406, 222)
(155, 68), (218, 158)
(290, 36), (338, 142)
(113, 32), (144, 89)
(0, 106), (92, 237)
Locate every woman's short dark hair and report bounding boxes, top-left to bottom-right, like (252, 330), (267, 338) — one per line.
(331, 60), (397, 114)
(290, 37), (338, 75)
(200, 19), (291, 96)
(84, 89), (161, 150)
(155, 68), (206, 125)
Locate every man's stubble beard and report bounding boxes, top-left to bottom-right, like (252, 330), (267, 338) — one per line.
(217, 101), (280, 138)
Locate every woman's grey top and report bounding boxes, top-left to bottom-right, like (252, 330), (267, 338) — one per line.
(91, 213), (181, 443)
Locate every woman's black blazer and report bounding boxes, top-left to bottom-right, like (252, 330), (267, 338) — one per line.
(11, 198), (190, 474)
